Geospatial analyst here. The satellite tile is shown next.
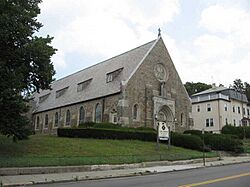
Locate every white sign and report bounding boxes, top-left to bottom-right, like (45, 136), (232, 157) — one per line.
(158, 122), (169, 140)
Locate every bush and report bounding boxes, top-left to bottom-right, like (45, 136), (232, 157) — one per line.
(203, 134), (244, 153)
(171, 133), (204, 152)
(78, 122), (95, 128)
(183, 130), (202, 136)
(221, 125), (250, 139)
(92, 122), (122, 129)
(58, 128), (157, 142)
(136, 127), (156, 132)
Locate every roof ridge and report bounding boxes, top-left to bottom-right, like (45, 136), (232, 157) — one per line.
(53, 39), (157, 84)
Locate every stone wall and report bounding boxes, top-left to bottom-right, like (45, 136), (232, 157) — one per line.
(33, 94), (120, 134)
(123, 38), (192, 132)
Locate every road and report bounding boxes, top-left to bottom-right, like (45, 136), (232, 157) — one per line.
(32, 162), (250, 187)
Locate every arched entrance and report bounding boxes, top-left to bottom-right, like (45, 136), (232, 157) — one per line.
(155, 105), (175, 131)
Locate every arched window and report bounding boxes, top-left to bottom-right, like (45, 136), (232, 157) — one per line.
(79, 106), (85, 124)
(180, 113), (184, 126)
(133, 104), (139, 120)
(44, 114), (48, 129)
(95, 103), (102, 123)
(66, 110), (71, 126)
(36, 116), (40, 130)
(54, 112), (59, 127)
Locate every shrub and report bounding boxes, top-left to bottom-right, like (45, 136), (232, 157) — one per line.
(203, 134), (244, 153)
(171, 132), (204, 152)
(136, 127), (156, 132)
(78, 122), (95, 128)
(92, 122), (122, 129)
(221, 125), (250, 139)
(183, 130), (202, 136)
(57, 128), (157, 142)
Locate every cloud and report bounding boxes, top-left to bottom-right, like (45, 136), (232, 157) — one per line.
(38, 0), (180, 70)
(174, 3), (250, 86)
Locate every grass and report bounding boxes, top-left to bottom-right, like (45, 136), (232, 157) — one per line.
(0, 135), (216, 167)
(243, 139), (250, 153)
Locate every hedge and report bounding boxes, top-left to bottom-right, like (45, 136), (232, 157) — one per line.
(171, 133), (204, 152)
(57, 128), (157, 142)
(183, 130), (202, 136)
(58, 128), (206, 152)
(203, 134), (244, 153)
(221, 125), (250, 139)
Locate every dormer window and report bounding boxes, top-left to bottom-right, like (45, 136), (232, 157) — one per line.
(77, 78), (92, 92)
(106, 68), (123, 83)
(39, 93), (50, 103)
(56, 87), (69, 98)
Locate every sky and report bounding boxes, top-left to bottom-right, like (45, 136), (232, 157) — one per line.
(37, 0), (250, 87)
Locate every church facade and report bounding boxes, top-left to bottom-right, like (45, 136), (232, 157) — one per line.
(31, 36), (192, 134)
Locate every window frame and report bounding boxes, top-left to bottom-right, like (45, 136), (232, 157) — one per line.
(54, 112), (59, 128)
(79, 106), (85, 125)
(65, 110), (71, 126)
(44, 114), (48, 129)
(95, 103), (102, 123)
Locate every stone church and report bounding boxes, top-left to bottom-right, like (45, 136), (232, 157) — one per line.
(31, 35), (192, 134)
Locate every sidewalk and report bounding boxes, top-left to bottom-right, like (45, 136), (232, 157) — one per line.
(1, 156), (250, 187)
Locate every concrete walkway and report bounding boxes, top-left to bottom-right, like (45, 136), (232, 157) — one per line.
(1, 156), (250, 187)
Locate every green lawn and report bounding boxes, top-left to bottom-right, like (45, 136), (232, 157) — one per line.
(0, 135), (216, 167)
(243, 139), (250, 153)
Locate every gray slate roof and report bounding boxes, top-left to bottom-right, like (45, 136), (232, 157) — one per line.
(32, 39), (157, 113)
(192, 86), (248, 103)
(191, 86), (228, 96)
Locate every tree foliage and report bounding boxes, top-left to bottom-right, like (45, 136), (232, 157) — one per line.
(0, 0), (56, 141)
(184, 82), (212, 96)
(233, 79), (250, 104)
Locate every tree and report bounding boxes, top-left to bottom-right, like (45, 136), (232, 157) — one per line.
(244, 82), (250, 104)
(232, 79), (250, 104)
(184, 82), (212, 96)
(233, 79), (244, 93)
(0, 0), (56, 141)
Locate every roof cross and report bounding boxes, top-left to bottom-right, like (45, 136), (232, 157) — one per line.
(158, 28), (161, 37)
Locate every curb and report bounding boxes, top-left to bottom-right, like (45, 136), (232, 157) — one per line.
(0, 157), (219, 176)
(1, 158), (250, 187)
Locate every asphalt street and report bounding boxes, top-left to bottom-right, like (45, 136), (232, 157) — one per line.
(31, 162), (250, 187)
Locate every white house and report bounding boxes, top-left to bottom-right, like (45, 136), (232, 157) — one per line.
(191, 85), (250, 133)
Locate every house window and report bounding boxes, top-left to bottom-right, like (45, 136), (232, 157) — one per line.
(36, 116), (40, 130)
(79, 106), (85, 124)
(207, 104), (211, 112)
(56, 87), (69, 98)
(133, 104), (139, 120)
(225, 118), (228, 125)
(54, 112), (59, 127)
(106, 68), (123, 83)
(44, 114), (48, 129)
(206, 118), (214, 127)
(243, 108), (246, 115)
(77, 79), (92, 92)
(206, 119), (209, 127)
(248, 109), (250, 116)
(234, 119), (236, 126)
(224, 104), (228, 111)
(95, 103), (102, 123)
(238, 107), (240, 114)
(210, 118), (214, 127)
(233, 106), (235, 113)
(197, 105), (200, 112)
(66, 110), (71, 126)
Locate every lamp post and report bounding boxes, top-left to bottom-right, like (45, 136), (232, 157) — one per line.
(202, 128), (206, 166)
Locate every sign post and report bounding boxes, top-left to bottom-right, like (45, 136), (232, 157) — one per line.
(158, 122), (170, 149)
